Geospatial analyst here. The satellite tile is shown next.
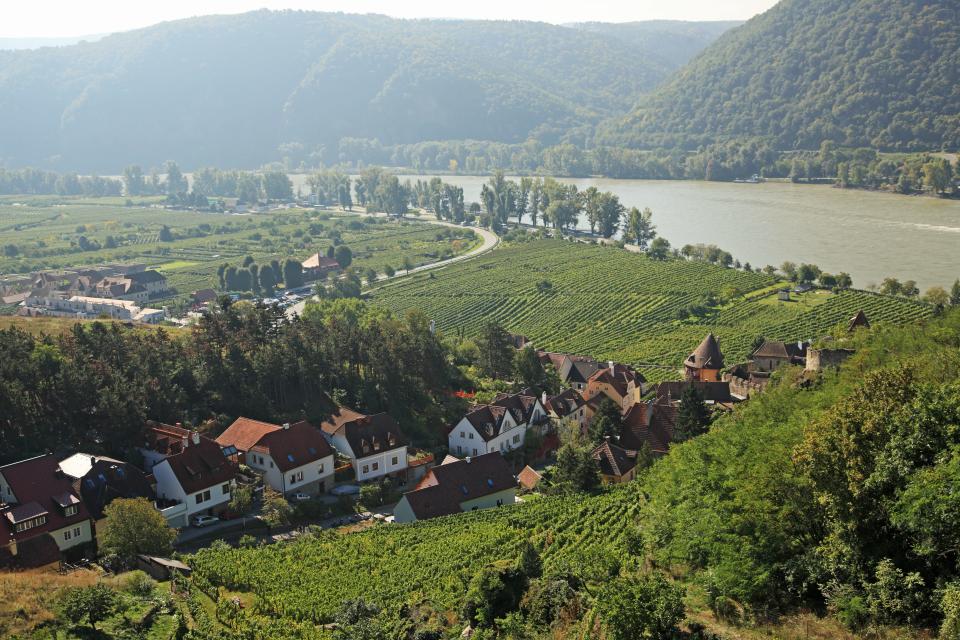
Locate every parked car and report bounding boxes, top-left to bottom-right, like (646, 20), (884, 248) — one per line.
(191, 514), (220, 528)
(290, 492), (312, 502)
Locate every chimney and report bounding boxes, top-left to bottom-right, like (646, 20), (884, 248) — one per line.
(609, 360), (615, 374)
(175, 422), (182, 429)
(541, 390), (548, 405)
(283, 422), (290, 430)
(798, 340), (804, 350)
(191, 431), (200, 446)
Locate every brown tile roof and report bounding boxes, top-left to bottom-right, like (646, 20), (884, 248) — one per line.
(587, 363), (644, 397)
(686, 333), (724, 370)
(517, 465), (542, 490)
(251, 421), (333, 472)
(463, 405), (510, 441)
(162, 438), (236, 495)
(0, 533), (61, 570)
(620, 401), (675, 455)
(657, 381), (733, 404)
(592, 441), (637, 478)
(319, 406), (368, 436)
(544, 388), (585, 418)
(0, 454), (90, 546)
(216, 417), (284, 453)
(143, 421), (192, 456)
(752, 340), (808, 360)
(402, 452), (515, 520)
(78, 459), (155, 519)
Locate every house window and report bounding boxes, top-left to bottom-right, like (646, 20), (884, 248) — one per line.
(222, 483), (231, 495)
(496, 499), (503, 506)
(460, 431), (465, 438)
(204, 490), (211, 501)
(195, 494), (204, 505)
(64, 529), (72, 541)
(372, 462), (379, 471)
(513, 434), (520, 444)
(290, 471), (303, 484)
(468, 433), (474, 440)
(472, 448), (478, 456)
(64, 505), (78, 517)
(74, 527), (81, 537)
(318, 463), (325, 474)
(391, 456), (398, 466)
(269, 461), (274, 468)
(362, 465), (369, 474)
(457, 445), (462, 454)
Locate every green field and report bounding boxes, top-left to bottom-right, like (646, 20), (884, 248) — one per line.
(371, 239), (934, 377)
(189, 484), (640, 638)
(0, 198), (479, 308)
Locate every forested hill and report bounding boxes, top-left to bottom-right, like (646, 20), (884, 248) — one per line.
(569, 20), (742, 69)
(0, 11), (733, 173)
(601, 0), (960, 152)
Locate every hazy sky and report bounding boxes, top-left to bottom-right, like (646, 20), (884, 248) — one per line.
(1, 0), (779, 38)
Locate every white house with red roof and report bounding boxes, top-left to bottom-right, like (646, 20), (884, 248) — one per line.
(448, 392), (547, 458)
(320, 408), (409, 483)
(140, 422), (237, 528)
(0, 454), (93, 569)
(216, 417), (334, 496)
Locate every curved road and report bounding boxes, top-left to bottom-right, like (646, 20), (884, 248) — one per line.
(287, 214), (499, 317)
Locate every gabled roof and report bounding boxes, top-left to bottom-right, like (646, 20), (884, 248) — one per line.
(462, 405), (510, 441)
(402, 452), (515, 520)
(128, 270), (166, 285)
(592, 441), (637, 478)
(77, 459), (154, 519)
(848, 310), (870, 332)
(620, 401), (676, 455)
(686, 333), (724, 370)
(251, 421), (333, 472)
(517, 465), (542, 490)
(216, 417), (284, 453)
(544, 388), (585, 418)
(563, 358), (601, 384)
(491, 393), (542, 426)
(142, 421), (192, 456)
(302, 253), (341, 270)
(341, 413), (408, 459)
(587, 363), (645, 397)
(319, 406), (368, 437)
(161, 437), (236, 495)
(0, 454), (90, 544)
(752, 340), (809, 360)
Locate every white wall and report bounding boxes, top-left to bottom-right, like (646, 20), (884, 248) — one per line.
(448, 412), (529, 457)
(247, 451), (334, 495)
(152, 459), (232, 519)
(353, 446), (407, 482)
(52, 519), (93, 551)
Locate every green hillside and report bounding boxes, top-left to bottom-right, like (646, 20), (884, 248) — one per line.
(0, 12), (731, 173)
(370, 240), (933, 377)
(602, 0), (960, 151)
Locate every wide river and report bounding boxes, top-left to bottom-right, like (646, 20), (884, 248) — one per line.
(293, 175), (960, 290)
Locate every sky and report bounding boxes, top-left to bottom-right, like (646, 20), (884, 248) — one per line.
(0, 0), (779, 38)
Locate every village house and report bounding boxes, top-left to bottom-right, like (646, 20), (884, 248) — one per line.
(751, 340), (809, 373)
(301, 252), (342, 280)
(657, 381), (734, 406)
(448, 392), (547, 458)
(216, 418), (334, 496)
(21, 293), (165, 323)
(320, 409), (409, 483)
(619, 399), (677, 456)
(544, 388), (588, 431)
(394, 452), (516, 523)
(592, 440), (639, 484)
(582, 361), (646, 411)
(684, 333), (725, 382)
(59, 453), (155, 523)
(0, 454), (94, 570)
(92, 270), (169, 302)
(139, 422), (237, 528)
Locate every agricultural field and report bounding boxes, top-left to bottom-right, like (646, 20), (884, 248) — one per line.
(189, 483), (642, 638)
(0, 197), (479, 309)
(371, 239), (934, 378)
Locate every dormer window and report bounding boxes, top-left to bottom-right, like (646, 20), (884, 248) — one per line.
(64, 505), (78, 517)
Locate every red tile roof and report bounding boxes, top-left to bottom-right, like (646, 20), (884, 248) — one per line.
(586, 363), (643, 397)
(319, 406), (367, 436)
(143, 421), (191, 456)
(0, 454), (90, 546)
(620, 401), (675, 455)
(402, 452), (515, 520)
(251, 421), (333, 472)
(517, 465), (542, 490)
(592, 440), (637, 478)
(161, 438), (236, 495)
(216, 417), (284, 453)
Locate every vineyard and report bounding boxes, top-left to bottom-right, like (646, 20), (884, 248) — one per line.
(0, 199), (479, 308)
(371, 240), (934, 378)
(188, 484), (642, 638)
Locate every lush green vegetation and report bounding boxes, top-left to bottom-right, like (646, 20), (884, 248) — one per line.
(371, 240), (933, 378)
(0, 198), (477, 308)
(0, 12), (733, 172)
(0, 298), (462, 464)
(604, 0), (960, 152)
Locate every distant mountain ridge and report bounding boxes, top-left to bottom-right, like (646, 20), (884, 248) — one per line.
(601, 0), (960, 151)
(0, 11), (734, 173)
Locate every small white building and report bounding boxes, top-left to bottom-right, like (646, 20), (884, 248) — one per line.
(394, 452), (516, 523)
(448, 392), (547, 457)
(216, 417), (335, 495)
(140, 423), (236, 528)
(320, 409), (408, 483)
(23, 293), (164, 323)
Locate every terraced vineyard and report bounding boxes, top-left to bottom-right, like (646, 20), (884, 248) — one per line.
(371, 240), (934, 378)
(189, 484), (642, 637)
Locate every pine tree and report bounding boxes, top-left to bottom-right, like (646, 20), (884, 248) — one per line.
(674, 386), (711, 442)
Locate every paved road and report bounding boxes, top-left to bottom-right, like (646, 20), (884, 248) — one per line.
(287, 214), (499, 318)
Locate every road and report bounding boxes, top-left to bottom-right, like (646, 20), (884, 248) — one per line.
(287, 214), (499, 317)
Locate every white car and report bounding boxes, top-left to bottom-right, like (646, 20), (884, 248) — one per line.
(290, 492), (312, 502)
(191, 515), (219, 528)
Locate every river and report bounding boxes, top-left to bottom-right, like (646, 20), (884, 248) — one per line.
(295, 174), (960, 290)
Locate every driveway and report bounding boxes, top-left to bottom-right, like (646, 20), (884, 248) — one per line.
(286, 213), (499, 318)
